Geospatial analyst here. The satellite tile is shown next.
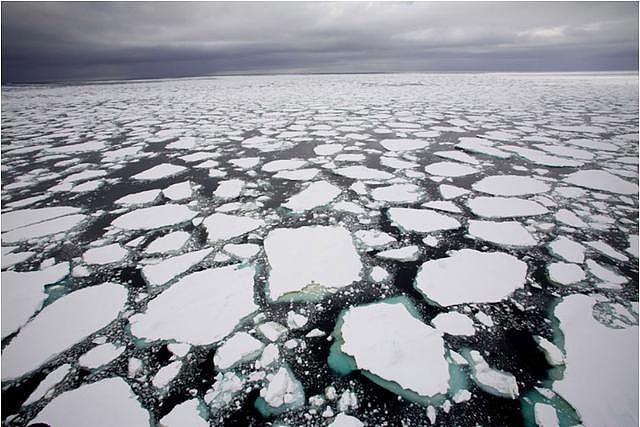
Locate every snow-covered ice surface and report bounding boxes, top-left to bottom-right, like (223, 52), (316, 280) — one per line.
(1, 73), (637, 426)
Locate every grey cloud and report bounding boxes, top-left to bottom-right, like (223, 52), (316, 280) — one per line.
(2, 2), (637, 83)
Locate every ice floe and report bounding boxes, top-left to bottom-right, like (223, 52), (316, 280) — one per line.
(472, 175), (550, 196)
(112, 204), (197, 230)
(387, 207), (460, 233)
(468, 220), (537, 247)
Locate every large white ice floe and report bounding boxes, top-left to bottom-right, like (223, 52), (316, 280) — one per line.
(468, 220), (537, 247)
(23, 364), (71, 405)
(353, 229), (397, 250)
(141, 248), (213, 286)
(334, 165), (393, 180)
(387, 207), (460, 233)
(328, 413), (364, 427)
(145, 230), (190, 254)
(2, 214), (87, 243)
(214, 332), (265, 370)
(330, 298), (450, 401)
(2, 262), (69, 338)
(130, 265), (257, 345)
(83, 243), (128, 265)
(132, 163), (186, 181)
(547, 262), (585, 286)
(548, 236), (585, 263)
(431, 312), (476, 336)
(467, 197), (548, 218)
(376, 245), (420, 262)
(159, 398), (208, 427)
(282, 181), (341, 212)
(585, 240), (629, 262)
(415, 249), (527, 306)
(2, 282), (127, 381)
(78, 343), (125, 369)
(563, 170), (637, 195)
(424, 161), (478, 177)
(214, 179), (244, 199)
(379, 138), (430, 151)
(1, 206), (82, 232)
(466, 350), (519, 399)
(371, 183), (423, 203)
(112, 204), (197, 230)
(264, 225), (362, 301)
(553, 294), (638, 427)
(163, 181), (193, 201)
(203, 213), (265, 242)
(472, 175), (550, 196)
(262, 159), (307, 172)
(115, 189), (162, 206)
(32, 377), (149, 426)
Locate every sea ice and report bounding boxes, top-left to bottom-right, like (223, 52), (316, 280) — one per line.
(141, 248), (213, 286)
(282, 181), (341, 212)
(467, 197), (548, 218)
(145, 231), (190, 254)
(564, 170), (637, 195)
(132, 163), (186, 181)
(214, 332), (264, 370)
(548, 236), (585, 263)
(468, 220), (537, 247)
(83, 243), (128, 265)
(425, 161), (478, 177)
(371, 183), (422, 203)
(547, 262), (586, 286)
(159, 399), (207, 427)
(78, 343), (125, 369)
(112, 204), (197, 230)
(387, 207), (460, 233)
(472, 175), (550, 196)
(203, 213), (265, 243)
(431, 312), (476, 336)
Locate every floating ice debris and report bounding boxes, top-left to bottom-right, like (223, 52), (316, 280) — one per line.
(141, 248), (213, 286)
(159, 398), (208, 427)
(425, 161), (478, 177)
(112, 204), (197, 230)
(585, 240), (629, 262)
(533, 336), (564, 366)
(273, 168), (320, 181)
(132, 163), (186, 181)
(1, 263), (69, 338)
(453, 389), (472, 403)
(379, 138), (429, 151)
(214, 179), (244, 199)
(262, 159), (307, 172)
(258, 343), (280, 368)
(163, 181), (193, 201)
(439, 184), (470, 200)
(314, 144), (344, 155)
(257, 365), (305, 415)
(282, 181), (341, 212)
(334, 165), (393, 180)
(376, 245), (420, 262)
(83, 243), (128, 265)
(554, 209), (587, 228)
(206, 372), (245, 410)
(214, 332), (264, 370)
(168, 343), (191, 358)
(431, 312), (476, 336)
(388, 207), (460, 234)
(23, 364), (71, 406)
(203, 213), (264, 243)
(331, 298), (450, 400)
(115, 189), (162, 206)
(32, 378), (149, 426)
(145, 231), (190, 254)
(468, 220), (537, 247)
(264, 226), (362, 301)
(130, 265), (257, 345)
(422, 200), (461, 214)
(467, 197), (548, 218)
(371, 183), (422, 203)
(547, 262), (585, 286)
(2, 213), (87, 244)
(467, 350), (519, 399)
(553, 294), (638, 426)
(258, 321), (288, 342)
(78, 343), (125, 369)
(586, 259), (628, 285)
(548, 236), (585, 263)
(564, 170), (637, 195)
(626, 234), (638, 258)
(2, 282), (126, 381)
(434, 150), (480, 165)
(223, 243), (261, 259)
(415, 249), (527, 306)
(287, 311), (308, 329)
(328, 413), (364, 427)
(353, 229), (396, 250)
(472, 175), (550, 196)
(534, 403), (560, 427)
(1, 206), (83, 232)
(152, 360), (183, 389)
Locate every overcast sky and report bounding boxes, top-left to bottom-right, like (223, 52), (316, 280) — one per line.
(2, 2), (638, 83)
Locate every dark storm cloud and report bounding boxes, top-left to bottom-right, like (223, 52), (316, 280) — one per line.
(2, 2), (638, 83)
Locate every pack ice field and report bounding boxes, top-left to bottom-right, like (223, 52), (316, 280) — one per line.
(1, 73), (638, 427)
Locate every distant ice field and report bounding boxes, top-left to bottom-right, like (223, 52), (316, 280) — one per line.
(1, 72), (638, 426)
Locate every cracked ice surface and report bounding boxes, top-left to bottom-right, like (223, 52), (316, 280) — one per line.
(1, 73), (637, 427)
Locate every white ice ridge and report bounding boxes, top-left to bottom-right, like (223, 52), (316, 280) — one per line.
(130, 265), (257, 345)
(415, 249), (527, 306)
(264, 225), (362, 301)
(337, 298), (450, 398)
(2, 282), (127, 381)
